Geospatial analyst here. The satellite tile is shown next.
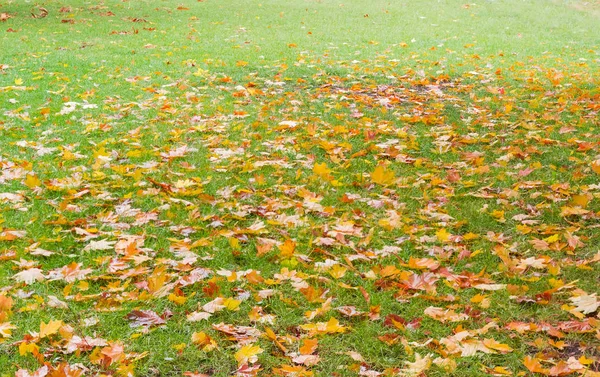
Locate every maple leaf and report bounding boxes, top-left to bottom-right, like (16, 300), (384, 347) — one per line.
(473, 284), (507, 291)
(0, 295), (13, 312)
(3, 7), (600, 374)
(13, 268), (45, 285)
(126, 310), (167, 327)
(424, 306), (468, 323)
(0, 229), (26, 241)
(328, 264), (347, 279)
(400, 353), (432, 376)
(0, 322), (16, 338)
(187, 311), (212, 322)
(234, 344), (263, 365)
(235, 364), (262, 377)
(313, 162), (332, 180)
(523, 356), (548, 374)
(202, 297), (226, 313)
(560, 206), (590, 217)
(24, 174), (42, 189)
(83, 239), (116, 251)
(224, 297), (242, 311)
(482, 338), (513, 353)
(49, 262), (93, 282)
(569, 294), (600, 315)
(336, 306), (364, 318)
(191, 331), (218, 352)
(371, 165), (395, 186)
(435, 228), (450, 242)
(299, 338), (318, 355)
(39, 319), (63, 339)
(291, 354), (320, 366)
(98, 342), (126, 366)
(278, 239), (296, 258)
(147, 265), (173, 297)
(591, 159), (600, 174)
(15, 366), (49, 377)
(345, 351), (365, 362)
(406, 257), (440, 270)
(300, 317), (348, 335)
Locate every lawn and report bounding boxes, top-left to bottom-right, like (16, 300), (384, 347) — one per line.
(0, 0), (599, 376)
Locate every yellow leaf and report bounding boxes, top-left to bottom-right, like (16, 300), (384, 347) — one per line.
(172, 343), (186, 351)
(483, 338), (513, 353)
(313, 162), (331, 180)
(329, 264), (347, 279)
(300, 317), (348, 335)
(543, 234), (560, 243)
(78, 281), (89, 291)
(325, 317), (346, 333)
(371, 165), (395, 186)
(223, 297), (241, 311)
(463, 232), (479, 241)
(560, 206), (589, 217)
(579, 355), (595, 365)
(436, 228), (450, 242)
(147, 266), (168, 296)
(491, 210), (505, 222)
(19, 342), (39, 356)
(492, 366), (513, 375)
(168, 293), (187, 305)
(470, 294), (490, 309)
(24, 174), (41, 189)
(14, 78), (23, 85)
(131, 169), (144, 182)
(570, 194), (591, 208)
(61, 148), (76, 161)
(39, 319), (63, 339)
(126, 150), (142, 158)
(191, 332), (217, 352)
(234, 344), (263, 365)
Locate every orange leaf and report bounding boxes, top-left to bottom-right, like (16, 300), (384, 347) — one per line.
(191, 331), (217, 352)
(523, 356), (547, 374)
(299, 338), (318, 355)
(278, 239), (296, 258)
(592, 160), (600, 175)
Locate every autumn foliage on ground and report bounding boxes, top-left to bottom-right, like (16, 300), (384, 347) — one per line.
(1, 1), (600, 376)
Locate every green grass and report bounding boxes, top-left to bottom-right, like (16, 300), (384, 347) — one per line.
(0, 0), (599, 376)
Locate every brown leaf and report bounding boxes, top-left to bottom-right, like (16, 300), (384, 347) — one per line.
(126, 310), (167, 327)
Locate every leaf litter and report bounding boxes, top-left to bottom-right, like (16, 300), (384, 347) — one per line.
(0, 2), (600, 377)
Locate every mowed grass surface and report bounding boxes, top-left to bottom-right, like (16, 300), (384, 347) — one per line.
(0, 0), (599, 376)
